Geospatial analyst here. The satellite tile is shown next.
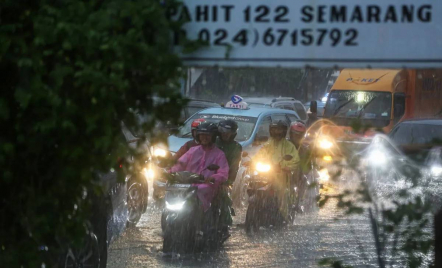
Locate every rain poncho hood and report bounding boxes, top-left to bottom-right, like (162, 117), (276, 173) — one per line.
(171, 145), (229, 211)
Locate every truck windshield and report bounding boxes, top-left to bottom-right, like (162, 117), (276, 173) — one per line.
(178, 114), (258, 142)
(324, 90), (392, 127)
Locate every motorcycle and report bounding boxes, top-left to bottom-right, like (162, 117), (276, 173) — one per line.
(161, 165), (231, 254)
(244, 155), (293, 233)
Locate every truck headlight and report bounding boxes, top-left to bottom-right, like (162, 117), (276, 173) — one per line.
(256, 162), (271, 173)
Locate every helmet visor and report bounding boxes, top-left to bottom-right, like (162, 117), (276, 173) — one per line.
(218, 125), (235, 133)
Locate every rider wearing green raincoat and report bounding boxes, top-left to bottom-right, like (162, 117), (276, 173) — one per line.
(253, 120), (300, 221)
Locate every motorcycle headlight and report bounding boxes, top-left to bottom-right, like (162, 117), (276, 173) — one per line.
(318, 138), (333, 149)
(143, 167), (155, 180)
(256, 162), (271, 173)
(153, 148), (167, 157)
(166, 201), (186, 211)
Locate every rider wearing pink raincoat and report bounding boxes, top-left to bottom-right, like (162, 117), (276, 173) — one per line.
(171, 122), (229, 211)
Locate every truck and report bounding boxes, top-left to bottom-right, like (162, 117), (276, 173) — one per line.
(311, 69), (442, 165)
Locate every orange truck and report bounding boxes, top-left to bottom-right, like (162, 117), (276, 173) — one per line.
(313, 69), (442, 163)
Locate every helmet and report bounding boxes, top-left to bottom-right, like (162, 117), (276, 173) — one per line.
(290, 121), (306, 135)
(195, 122), (218, 143)
(269, 120), (288, 139)
(191, 118), (206, 130)
(218, 119), (238, 141)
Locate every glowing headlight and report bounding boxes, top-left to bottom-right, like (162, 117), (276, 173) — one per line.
(166, 201), (185, 211)
(318, 138), (333, 149)
(323, 155), (333, 162)
(368, 149), (387, 167)
(431, 165), (442, 177)
(318, 168), (330, 183)
(143, 168), (154, 180)
(154, 148), (167, 157)
(256, 162), (271, 173)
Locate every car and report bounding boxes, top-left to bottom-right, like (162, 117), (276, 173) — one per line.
(389, 119), (442, 165)
(244, 97), (308, 123)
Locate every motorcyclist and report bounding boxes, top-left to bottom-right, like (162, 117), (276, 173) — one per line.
(289, 121), (309, 212)
(253, 120), (300, 222)
(306, 100), (319, 128)
(174, 118), (205, 160)
(289, 121), (307, 149)
(170, 122), (229, 212)
(215, 119), (242, 228)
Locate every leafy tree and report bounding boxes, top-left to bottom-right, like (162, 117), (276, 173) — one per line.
(0, 0), (193, 266)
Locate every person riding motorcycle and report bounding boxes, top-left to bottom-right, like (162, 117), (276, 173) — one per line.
(174, 118), (205, 160)
(253, 120), (300, 221)
(215, 119), (242, 228)
(170, 122), (229, 212)
(289, 121), (310, 212)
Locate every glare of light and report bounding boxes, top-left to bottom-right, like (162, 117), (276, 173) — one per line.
(322, 96), (328, 102)
(318, 138), (333, 149)
(431, 165), (442, 176)
(368, 149), (387, 166)
(256, 162), (271, 173)
(318, 168), (330, 182)
(166, 201), (185, 211)
(356, 92), (365, 103)
(323, 155), (333, 162)
(143, 168), (155, 180)
(154, 148), (167, 157)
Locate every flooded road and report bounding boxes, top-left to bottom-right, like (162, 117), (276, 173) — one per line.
(108, 191), (380, 268)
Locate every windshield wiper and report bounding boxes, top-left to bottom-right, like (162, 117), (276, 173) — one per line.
(333, 98), (355, 116)
(358, 96), (378, 118)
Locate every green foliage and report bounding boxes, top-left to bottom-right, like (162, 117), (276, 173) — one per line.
(0, 0), (194, 266)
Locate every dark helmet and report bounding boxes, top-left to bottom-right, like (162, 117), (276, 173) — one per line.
(218, 119), (238, 141)
(269, 120), (288, 139)
(195, 122), (218, 143)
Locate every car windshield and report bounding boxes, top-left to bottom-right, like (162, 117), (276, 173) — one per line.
(324, 90), (392, 127)
(177, 113), (258, 142)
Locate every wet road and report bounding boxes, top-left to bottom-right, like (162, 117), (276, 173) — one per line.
(108, 187), (380, 268)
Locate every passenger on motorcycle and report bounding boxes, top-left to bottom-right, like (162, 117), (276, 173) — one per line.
(215, 120), (242, 227)
(216, 120), (242, 185)
(289, 121), (307, 150)
(170, 122), (229, 212)
(173, 118), (206, 160)
(253, 120), (300, 220)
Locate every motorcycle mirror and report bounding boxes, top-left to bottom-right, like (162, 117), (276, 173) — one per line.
(207, 164), (220, 171)
(283, 155), (293, 161)
(242, 151), (249, 158)
(310, 101), (318, 113)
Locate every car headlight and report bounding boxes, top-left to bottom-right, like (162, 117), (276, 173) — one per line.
(431, 165), (442, 177)
(368, 149), (387, 167)
(318, 138), (333, 149)
(256, 162), (271, 173)
(166, 201), (186, 211)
